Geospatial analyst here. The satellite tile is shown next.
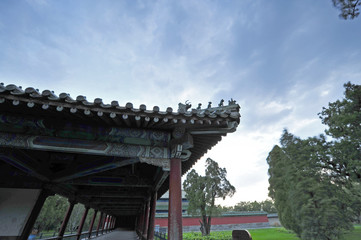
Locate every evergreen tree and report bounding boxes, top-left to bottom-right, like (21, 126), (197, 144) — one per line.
(319, 82), (361, 183)
(35, 195), (68, 232)
(268, 129), (359, 239)
(332, 0), (361, 19)
(183, 158), (235, 236)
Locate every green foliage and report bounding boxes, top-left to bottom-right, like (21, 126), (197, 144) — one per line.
(332, 0), (361, 19)
(183, 231), (232, 240)
(233, 199), (276, 213)
(319, 82), (361, 183)
(183, 226), (361, 240)
(34, 194), (98, 234)
(67, 203), (85, 232)
(35, 194), (69, 232)
(249, 228), (299, 240)
(267, 82), (361, 240)
(183, 158), (235, 236)
(183, 228), (298, 240)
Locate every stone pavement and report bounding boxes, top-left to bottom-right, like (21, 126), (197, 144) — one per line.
(93, 228), (138, 240)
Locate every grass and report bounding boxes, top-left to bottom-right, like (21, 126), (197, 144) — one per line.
(248, 228), (298, 240)
(342, 225), (361, 240)
(182, 228), (298, 240)
(183, 225), (361, 240)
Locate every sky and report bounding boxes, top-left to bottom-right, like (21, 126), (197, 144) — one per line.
(0, 0), (361, 206)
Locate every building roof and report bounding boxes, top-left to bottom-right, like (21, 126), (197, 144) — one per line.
(0, 83), (241, 216)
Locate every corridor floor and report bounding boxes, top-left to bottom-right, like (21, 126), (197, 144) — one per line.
(92, 228), (138, 240)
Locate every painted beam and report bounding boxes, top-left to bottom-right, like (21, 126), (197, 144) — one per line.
(0, 151), (49, 182)
(97, 203), (143, 207)
(101, 206), (141, 210)
(64, 176), (152, 187)
(87, 200), (144, 204)
(53, 158), (139, 182)
(0, 113), (171, 146)
(81, 193), (146, 198)
(0, 132), (171, 159)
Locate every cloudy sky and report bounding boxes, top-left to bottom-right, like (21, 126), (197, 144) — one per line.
(1, 0), (360, 206)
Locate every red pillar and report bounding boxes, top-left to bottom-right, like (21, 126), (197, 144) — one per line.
(147, 191), (157, 240)
(108, 216), (113, 232)
(110, 217), (113, 229)
(143, 199), (150, 237)
(58, 200), (75, 239)
(139, 206), (145, 234)
(112, 217), (116, 229)
(76, 206), (89, 240)
(106, 216), (111, 232)
(110, 216), (114, 230)
(101, 214), (107, 234)
(168, 158), (182, 240)
(96, 212), (104, 236)
(88, 210), (98, 238)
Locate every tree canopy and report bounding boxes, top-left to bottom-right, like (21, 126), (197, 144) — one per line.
(267, 82), (361, 240)
(332, 0), (361, 19)
(34, 195), (97, 234)
(183, 158), (235, 236)
(233, 200), (277, 213)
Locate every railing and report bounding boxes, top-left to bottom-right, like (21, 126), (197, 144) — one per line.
(35, 228), (114, 240)
(154, 231), (167, 240)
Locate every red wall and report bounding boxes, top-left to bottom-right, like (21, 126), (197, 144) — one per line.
(155, 215), (268, 227)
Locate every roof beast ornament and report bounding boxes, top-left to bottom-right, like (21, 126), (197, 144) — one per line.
(178, 100), (192, 113)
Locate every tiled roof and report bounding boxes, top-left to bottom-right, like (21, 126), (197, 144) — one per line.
(0, 83), (241, 214)
(0, 83), (240, 126)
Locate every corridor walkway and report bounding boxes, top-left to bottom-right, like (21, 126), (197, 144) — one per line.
(93, 228), (138, 240)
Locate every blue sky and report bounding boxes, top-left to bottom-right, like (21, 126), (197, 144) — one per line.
(1, 0), (360, 205)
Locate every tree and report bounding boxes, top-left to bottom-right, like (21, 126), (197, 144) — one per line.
(332, 0), (361, 19)
(319, 82), (361, 182)
(261, 199), (277, 213)
(267, 83), (361, 239)
(35, 195), (69, 232)
(267, 141), (302, 236)
(233, 200), (276, 213)
(267, 129), (359, 239)
(183, 158), (235, 236)
(67, 203), (85, 233)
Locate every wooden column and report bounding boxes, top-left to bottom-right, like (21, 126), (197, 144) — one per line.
(110, 216), (114, 229)
(101, 214), (107, 234)
(19, 189), (52, 240)
(96, 212), (104, 236)
(168, 158), (182, 240)
(143, 199), (150, 237)
(58, 200), (75, 239)
(107, 216), (113, 232)
(112, 217), (116, 229)
(88, 210), (98, 238)
(147, 191), (157, 240)
(139, 206), (145, 234)
(106, 216), (111, 232)
(76, 206), (89, 240)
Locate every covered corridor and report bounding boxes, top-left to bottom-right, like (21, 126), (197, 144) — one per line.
(92, 228), (138, 240)
(0, 83), (240, 240)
